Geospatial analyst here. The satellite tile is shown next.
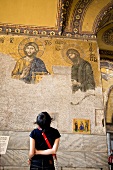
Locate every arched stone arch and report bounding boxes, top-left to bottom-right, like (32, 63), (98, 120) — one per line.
(93, 1), (113, 34)
(70, 0), (93, 34)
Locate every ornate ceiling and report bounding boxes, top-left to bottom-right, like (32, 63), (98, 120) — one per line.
(0, 0), (113, 60)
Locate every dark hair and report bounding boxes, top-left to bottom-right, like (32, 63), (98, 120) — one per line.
(34, 112), (52, 130)
(23, 42), (39, 55)
(66, 49), (80, 58)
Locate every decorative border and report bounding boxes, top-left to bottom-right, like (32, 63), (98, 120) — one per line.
(0, 24), (59, 36)
(70, 0), (93, 34)
(0, 24), (97, 40)
(0, 0), (111, 40)
(93, 2), (113, 33)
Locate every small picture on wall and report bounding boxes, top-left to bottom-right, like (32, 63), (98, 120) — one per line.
(73, 118), (90, 134)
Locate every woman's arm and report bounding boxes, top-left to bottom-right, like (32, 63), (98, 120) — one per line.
(29, 137), (35, 160)
(35, 138), (60, 155)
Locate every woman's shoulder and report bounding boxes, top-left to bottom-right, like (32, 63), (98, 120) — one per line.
(49, 127), (61, 136)
(30, 128), (42, 139)
(30, 128), (42, 135)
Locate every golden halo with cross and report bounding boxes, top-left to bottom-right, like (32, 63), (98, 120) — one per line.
(18, 37), (45, 58)
(61, 43), (85, 64)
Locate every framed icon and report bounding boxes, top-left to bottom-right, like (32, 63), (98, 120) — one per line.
(73, 118), (90, 134)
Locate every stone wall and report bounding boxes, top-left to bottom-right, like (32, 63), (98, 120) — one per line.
(0, 36), (109, 170)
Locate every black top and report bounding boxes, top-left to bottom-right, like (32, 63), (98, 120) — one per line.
(30, 127), (61, 160)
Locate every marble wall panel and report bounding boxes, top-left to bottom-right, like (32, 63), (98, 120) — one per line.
(1, 150), (28, 167)
(57, 151), (108, 169)
(0, 131), (29, 150)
